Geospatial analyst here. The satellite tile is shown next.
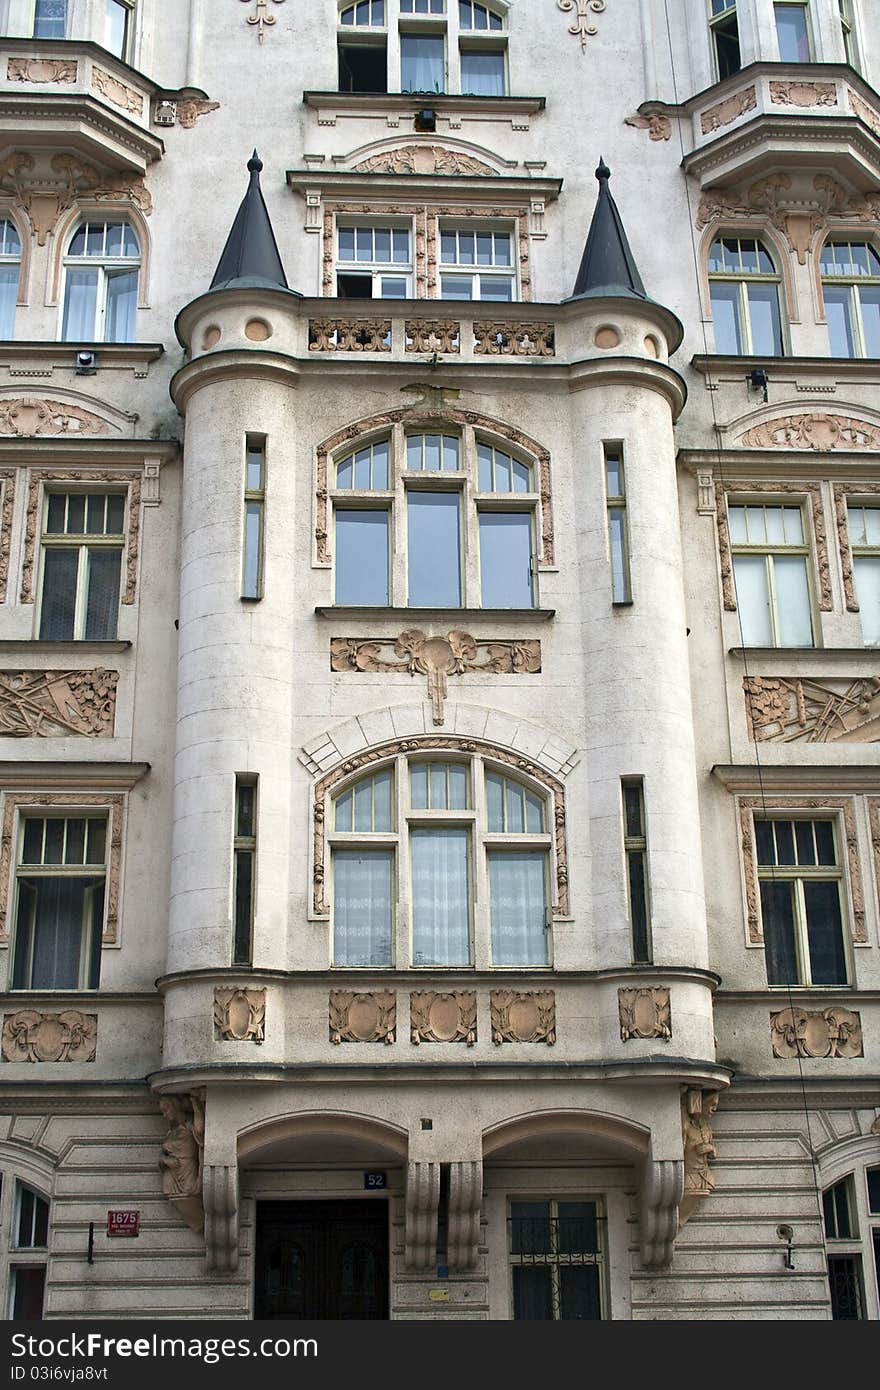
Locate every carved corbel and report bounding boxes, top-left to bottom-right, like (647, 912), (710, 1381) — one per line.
(405, 1161), (440, 1270)
(447, 1160), (482, 1271)
(639, 1157), (684, 1268)
(203, 1162), (239, 1273)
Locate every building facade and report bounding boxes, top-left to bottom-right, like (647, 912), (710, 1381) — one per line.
(0, 0), (878, 1321)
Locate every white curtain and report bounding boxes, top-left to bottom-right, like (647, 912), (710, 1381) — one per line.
(489, 852), (548, 966)
(411, 829), (469, 965)
(333, 851), (392, 966)
(62, 269), (98, 341)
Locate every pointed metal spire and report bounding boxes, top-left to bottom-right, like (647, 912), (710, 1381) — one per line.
(567, 157), (647, 302)
(210, 150), (296, 294)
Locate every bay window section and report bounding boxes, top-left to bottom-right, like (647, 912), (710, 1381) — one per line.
(821, 242), (880, 359)
(460, 48), (505, 95)
(708, 237), (784, 356)
(61, 222), (140, 344)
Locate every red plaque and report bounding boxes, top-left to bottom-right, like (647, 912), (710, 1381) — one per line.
(107, 1210), (139, 1237)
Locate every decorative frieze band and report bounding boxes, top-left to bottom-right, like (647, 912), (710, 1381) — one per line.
(329, 990), (396, 1044)
(770, 1007), (863, 1059)
(744, 675), (880, 744)
(697, 174), (880, 264)
(714, 479), (831, 613)
(0, 669), (118, 738)
(20, 471), (141, 605)
(618, 987), (671, 1041)
(325, 990), (557, 1046)
(700, 85), (756, 134)
(410, 991), (476, 1045)
(740, 415), (880, 451)
(2, 1009), (96, 1063)
(738, 796), (865, 945)
(213, 988), (265, 1043)
(490, 990), (556, 1045)
(0, 792), (124, 945)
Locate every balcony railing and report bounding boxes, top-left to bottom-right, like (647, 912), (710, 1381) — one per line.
(307, 313), (556, 358)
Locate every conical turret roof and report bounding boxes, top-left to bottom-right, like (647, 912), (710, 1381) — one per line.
(567, 157), (647, 302)
(210, 150), (296, 294)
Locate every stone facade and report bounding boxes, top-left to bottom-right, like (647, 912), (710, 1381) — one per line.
(0, 0), (878, 1323)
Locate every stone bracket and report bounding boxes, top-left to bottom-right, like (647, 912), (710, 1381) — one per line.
(639, 1157), (684, 1269)
(203, 1163), (239, 1274)
(447, 1159), (482, 1271)
(405, 1161), (440, 1270)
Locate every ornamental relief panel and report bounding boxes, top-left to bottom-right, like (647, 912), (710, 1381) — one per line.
(697, 174), (880, 265)
(329, 990), (396, 1044)
(330, 631), (541, 727)
(744, 676), (880, 744)
(834, 482), (880, 612)
(351, 145), (498, 176)
(769, 80), (837, 108)
(20, 471), (141, 605)
(0, 399), (112, 438)
(739, 415), (880, 451)
(410, 992), (476, 1045)
(490, 990), (556, 1045)
(313, 738), (569, 919)
(714, 480), (831, 613)
(7, 58), (77, 84)
(618, 987), (672, 1042)
(0, 792), (124, 946)
(213, 988), (265, 1043)
(700, 86), (757, 134)
(0, 469), (15, 604)
(738, 796), (865, 946)
(1, 1010), (96, 1063)
(680, 1089), (719, 1226)
(0, 669), (118, 738)
(158, 1092), (205, 1233)
(92, 67), (144, 116)
(0, 151), (151, 245)
(770, 1007), (863, 1059)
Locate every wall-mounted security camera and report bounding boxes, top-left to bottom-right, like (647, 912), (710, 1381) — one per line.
(75, 350), (97, 375)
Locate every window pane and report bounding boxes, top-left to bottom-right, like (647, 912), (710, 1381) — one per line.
(441, 277), (473, 299)
(489, 851), (548, 966)
(773, 555), (813, 646)
(65, 818), (86, 865)
(19, 876), (102, 989)
(512, 1266), (553, 1320)
(559, 1266), (602, 1321)
(557, 1202), (599, 1254)
(479, 511), (533, 608)
(747, 283), (783, 356)
(410, 764), (428, 810)
(609, 509), (628, 602)
(411, 828), (470, 965)
(354, 778), (374, 832)
(460, 51), (505, 96)
(755, 818), (774, 864)
(858, 286), (880, 357)
(815, 821), (836, 866)
(525, 791), (543, 834)
(401, 35), (445, 92)
(62, 269), (98, 341)
(795, 820), (816, 866)
(84, 548), (121, 640)
(449, 764), (468, 809)
(710, 281), (743, 354)
(775, 3), (811, 61)
(34, 0), (67, 38)
(333, 850), (393, 966)
(335, 510), (389, 605)
(373, 769), (392, 831)
(335, 789), (353, 832)
(727, 505), (747, 544)
(825, 286), (856, 357)
(774, 819), (796, 865)
(510, 1201), (550, 1254)
(860, 557), (880, 644)
(828, 1255), (864, 1320)
(804, 882), (847, 986)
(480, 277), (513, 301)
(628, 850), (650, 963)
(11, 1267), (46, 1321)
(243, 501), (263, 598)
(39, 548), (78, 640)
(505, 781), (524, 833)
(486, 771), (504, 831)
(104, 270), (138, 342)
(760, 880), (798, 984)
(408, 493), (461, 606)
(867, 1167), (880, 1214)
(105, 0), (129, 58)
(0, 264), (18, 339)
(732, 555), (773, 646)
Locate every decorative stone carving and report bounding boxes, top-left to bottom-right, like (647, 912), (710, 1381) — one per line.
(867, 799), (880, 923)
(474, 321), (555, 356)
(352, 145), (497, 176)
(411, 992), (476, 1046)
(405, 320), (460, 354)
(871, 1114), (880, 1135)
(158, 1093), (205, 1233)
(0, 791), (124, 945)
(491, 990), (556, 1045)
(0, 669), (118, 738)
(618, 988), (671, 1042)
(329, 990), (396, 1044)
(331, 631), (541, 726)
(714, 480), (831, 613)
(849, 90), (880, 139)
(315, 404), (552, 565)
(624, 112), (672, 141)
(744, 676), (880, 743)
(21, 471), (141, 606)
(739, 414), (880, 451)
(739, 796), (866, 946)
(557, 0), (607, 51)
(2, 1010), (96, 1063)
(769, 80), (837, 108)
(697, 173), (880, 263)
(700, 86), (757, 134)
(679, 1089), (720, 1226)
(405, 1161), (440, 1270)
(313, 737), (569, 918)
(0, 398), (111, 438)
(203, 1162), (238, 1272)
(176, 99), (221, 128)
(92, 68), (143, 115)
(7, 58), (77, 84)
(640, 1157), (683, 1267)
(770, 1007), (863, 1059)
(213, 988), (265, 1043)
(0, 469), (16, 605)
(833, 481), (880, 611)
(308, 318), (391, 352)
(240, 0), (285, 43)
(447, 1160), (482, 1270)
(0, 152), (151, 244)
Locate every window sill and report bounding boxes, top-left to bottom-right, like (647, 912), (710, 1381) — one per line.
(303, 91), (546, 117)
(0, 640), (132, 651)
(691, 354), (880, 382)
(317, 606), (554, 621)
(729, 647), (874, 659)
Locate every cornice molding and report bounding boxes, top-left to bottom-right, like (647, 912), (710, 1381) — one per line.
(0, 760), (149, 789)
(712, 763), (880, 792)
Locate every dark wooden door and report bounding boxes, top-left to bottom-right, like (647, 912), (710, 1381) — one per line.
(254, 1200), (389, 1319)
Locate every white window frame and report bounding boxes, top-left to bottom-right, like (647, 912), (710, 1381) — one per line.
(773, 0), (814, 63)
(708, 235), (785, 356)
(335, 218), (414, 298)
(36, 489), (127, 642)
(4, 1181), (49, 1321)
(59, 220), (140, 344)
(32, 0), (67, 39)
(11, 812), (109, 991)
(755, 814), (850, 988)
(438, 221), (517, 301)
(0, 218), (21, 340)
(728, 499), (816, 648)
(104, 0), (136, 62)
(847, 501), (880, 646)
(708, 0), (740, 81)
(820, 240), (880, 359)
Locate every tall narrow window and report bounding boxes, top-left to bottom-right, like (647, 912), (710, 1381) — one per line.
(233, 777), (257, 966)
(9, 1184), (49, 1321)
(847, 505), (880, 645)
(774, 2), (812, 61)
(408, 492), (461, 606)
(708, 237), (784, 356)
(604, 445), (631, 604)
(823, 1177), (865, 1318)
(11, 816), (106, 990)
(622, 780), (651, 964)
(486, 771), (550, 966)
(508, 1199), (606, 1320)
(708, 0), (740, 80)
(728, 502), (814, 647)
(38, 491), (126, 641)
(242, 438), (265, 600)
(839, 0), (857, 66)
(105, 0), (134, 60)
(332, 769), (394, 967)
(33, 0), (67, 38)
(821, 242), (880, 359)
(755, 817), (848, 986)
(0, 219), (21, 339)
(401, 34), (445, 92)
(61, 221), (140, 343)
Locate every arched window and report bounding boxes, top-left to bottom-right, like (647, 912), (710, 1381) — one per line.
(329, 756), (553, 968)
(61, 220), (140, 343)
(331, 426), (539, 609)
(822, 1165), (880, 1318)
(708, 236), (784, 356)
(820, 240), (880, 358)
(0, 219), (21, 339)
(339, 0), (385, 23)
